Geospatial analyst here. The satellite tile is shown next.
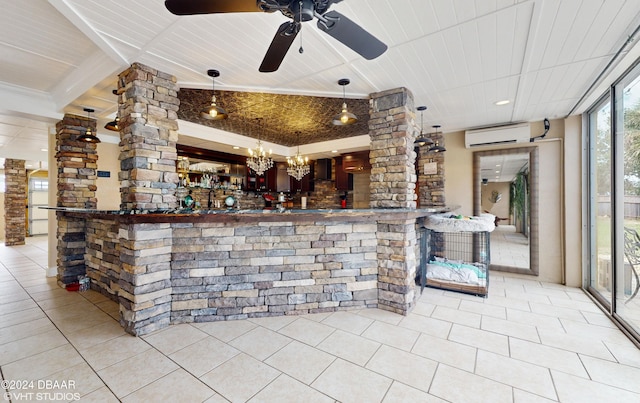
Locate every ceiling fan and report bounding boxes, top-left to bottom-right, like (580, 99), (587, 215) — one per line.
(164, 0), (388, 72)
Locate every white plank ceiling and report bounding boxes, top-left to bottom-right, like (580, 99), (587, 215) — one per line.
(1, 0), (640, 168)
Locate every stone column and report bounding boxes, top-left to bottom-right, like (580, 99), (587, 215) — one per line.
(377, 219), (418, 314)
(117, 62), (180, 211)
(368, 87), (419, 315)
(368, 87), (417, 208)
(4, 159), (26, 246)
(417, 131), (446, 206)
(115, 62), (179, 335)
(55, 113), (98, 284)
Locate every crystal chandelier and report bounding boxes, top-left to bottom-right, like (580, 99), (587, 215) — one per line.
(247, 118), (273, 176)
(287, 141), (310, 181)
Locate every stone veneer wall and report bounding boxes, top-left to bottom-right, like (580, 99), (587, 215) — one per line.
(4, 159), (26, 246)
(418, 131), (446, 206)
(83, 216), (378, 335)
(55, 114), (98, 284)
(117, 62), (180, 210)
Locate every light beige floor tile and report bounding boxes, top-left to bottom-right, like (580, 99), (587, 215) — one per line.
(97, 349), (179, 399)
(603, 339), (640, 368)
(548, 296), (602, 313)
(529, 302), (588, 322)
(581, 310), (618, 328)
(538, 328), (616, 361)
(2, 344), (85, 382)
(321, 311), (374, 335)
(412, 333), (477, 373)
(0, 317), (55, 346)
(80, 290), (112, 304)
(312, 358), (392, 403)
(513, 388), (558, 402)
(79, 334), (151, 371)
(265, 340), (335, 384)
(459, 299), (507, 319)
(35, 293), (82, 310)
(432, 306), (481, 328)
(143, 323), (208, 355)
(317, 329), (381, 366)
(354, 308), (404, 325)
(248, 374), (334, 403)
(37, 361), (106, 399)
(200, 353), (280, 402)
(481, 315), (540, 343)
(247, 315), (298, 331)
(203, 393), (233, 403)
(65, 320), (127, 350)
(121, 368), (215, 403)
(195, 318), (258, 341)
(76, 386), (120, 403)
(418, 292), (462, 309)
(398, 313), (452, 339)
(52, 310), (115, 334)
(169, 335), (240, 377)
(0, 328), (68, 365)
(552, 369), (640, 403)
(522, 284), (573, 299)
(365, 345), (437, 393)
(411, 300), (437, 317)
(448, 324), (510, 356)
(509, 338), (588, 378)
(0, 298), (38, 315)
(304, 311), (334, 322)
(277, 317), (335, 346)
(228, 326), (291, 361)
(0, 307), (47, 329)
(382, 381), (446, 403)
(505, 290), (552, 304)
(483, 294), (531, 311)
(430, 364), (513, 403)
(559, 318), (632, 345)
(362, 320), (420, 351)
(580, 354), (640, 393)
(506, 308), (564, 331)
(476, 350), (557, 400)
(28, 288), (69, 303)
(44, 299), (103, 321)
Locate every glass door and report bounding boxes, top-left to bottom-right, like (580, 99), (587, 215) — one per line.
(588, 98), (613, 306)
(615, 65), (640, 334)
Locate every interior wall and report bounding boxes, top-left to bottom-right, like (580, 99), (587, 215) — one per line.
(352, 173), (371, 209)
(563, 115), (583, 287)
(444, 118), (567, 283)
(95, 142), (121, 210)
(481, 182), (510, 223)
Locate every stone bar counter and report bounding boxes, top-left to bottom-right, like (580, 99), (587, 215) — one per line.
(52, 206), (452, 335)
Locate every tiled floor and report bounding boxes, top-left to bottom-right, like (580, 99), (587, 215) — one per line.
(1, 237), (640, 402)
(491, 225), (529, 269)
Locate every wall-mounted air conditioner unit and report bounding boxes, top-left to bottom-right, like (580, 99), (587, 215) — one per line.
(464, 123), (530, 148)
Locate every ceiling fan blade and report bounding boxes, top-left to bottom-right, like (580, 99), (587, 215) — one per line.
(317, 11), (387, 60)
(259, 21), (300, 73)
(165, 0), (261, 15)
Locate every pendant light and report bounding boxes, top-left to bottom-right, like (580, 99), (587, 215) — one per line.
(332, 78), (358, 125)
(78, 108), (101, 143)
(200, 69), (228, 120)
(429, 125), (446, 153)
(414, 106), (434, 147)
(104, 89), (120, 132)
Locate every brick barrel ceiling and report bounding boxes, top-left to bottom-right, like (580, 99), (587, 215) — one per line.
(177, 89), (370, 147)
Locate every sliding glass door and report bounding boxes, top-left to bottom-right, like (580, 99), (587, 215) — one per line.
(588, 98), (613, 306)
(615, 65), (640, 335)
(587, 61), (640, 340)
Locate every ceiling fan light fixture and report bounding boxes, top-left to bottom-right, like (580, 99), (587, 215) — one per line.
(333, 78), (357, 126)
(78, 107), (101, 143)
(201, 69), (228, 121)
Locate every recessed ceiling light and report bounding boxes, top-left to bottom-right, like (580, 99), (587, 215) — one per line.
(495, 100), (510, 106)
(232, 146), (240, 150)
(41, 148), (48, 152)
(331, 150), (338, 153)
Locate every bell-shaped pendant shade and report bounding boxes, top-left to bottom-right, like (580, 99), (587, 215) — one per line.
(201, 69), (228, 121)
(332, 78), (357, 126)
(78, 107), (101, 143)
